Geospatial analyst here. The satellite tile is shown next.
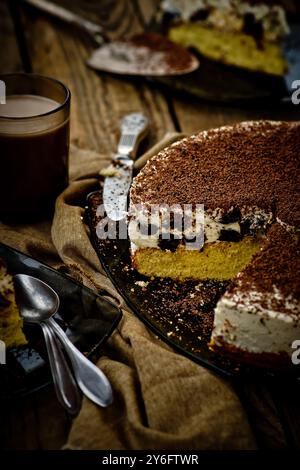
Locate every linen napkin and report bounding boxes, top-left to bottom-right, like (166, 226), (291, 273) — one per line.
(0, 135), (257, 450)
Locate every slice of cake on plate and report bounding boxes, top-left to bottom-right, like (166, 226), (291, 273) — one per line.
(210, 223), (299, 364)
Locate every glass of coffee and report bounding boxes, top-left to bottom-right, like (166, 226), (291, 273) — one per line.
(0, 73), (70, 221)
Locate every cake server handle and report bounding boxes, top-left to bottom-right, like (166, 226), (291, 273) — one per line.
(116, 113), (149, 159)
(40, 321), (81, 415)
(22, 0), (106, 45)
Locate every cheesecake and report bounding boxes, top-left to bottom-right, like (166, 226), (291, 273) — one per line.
(162, 0), (290, 75)
(0, 259), (27, 348)
(128, 120), (300, 364)
(210, 223), (299, 364)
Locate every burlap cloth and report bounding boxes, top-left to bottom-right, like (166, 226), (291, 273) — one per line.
(0, 134), (257, 450)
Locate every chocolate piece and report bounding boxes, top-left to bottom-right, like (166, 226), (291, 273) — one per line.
(218, 229), (241, 242)
(158, 236), (181, 252)
(219, 207), (241, 224)
(243, 12), (264, 43)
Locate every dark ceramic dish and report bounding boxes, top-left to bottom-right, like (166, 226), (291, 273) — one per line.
(0, 243), (122, 397)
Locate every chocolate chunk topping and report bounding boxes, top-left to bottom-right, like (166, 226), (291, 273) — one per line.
(158, 235), (181, 252)
(0, 295), (10, 308)
(218, 229), (241, 242)
(219, 207), (241, 224)
(243, 12), (264, 44)
(190, 9), (210, 22)
(131, 121), (300, 228)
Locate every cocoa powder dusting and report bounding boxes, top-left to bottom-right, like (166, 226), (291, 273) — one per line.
(130, 33), (196, 73)
(131, 121), (300, 228)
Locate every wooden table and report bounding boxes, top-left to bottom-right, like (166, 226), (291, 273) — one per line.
(1, 0), (300, 450)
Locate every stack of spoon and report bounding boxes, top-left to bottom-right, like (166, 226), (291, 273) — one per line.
(14, 274), (113, 415)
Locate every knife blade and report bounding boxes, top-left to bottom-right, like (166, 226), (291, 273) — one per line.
(103, 113), (149, 221)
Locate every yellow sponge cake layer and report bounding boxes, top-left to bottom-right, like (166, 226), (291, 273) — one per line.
(169, 24), (287, 76)
(133, 237), (261, 281)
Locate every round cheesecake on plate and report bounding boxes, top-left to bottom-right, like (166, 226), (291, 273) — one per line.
(128, 120), (300, 365)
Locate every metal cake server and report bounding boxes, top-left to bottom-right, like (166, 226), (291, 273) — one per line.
(103, 113), (149, 221)
(22, 0), (199, 76)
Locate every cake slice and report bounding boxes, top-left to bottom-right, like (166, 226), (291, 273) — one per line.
(163, 0), (290, 75)
(210, 224), (300, 364)
(0, 259), (27, 348)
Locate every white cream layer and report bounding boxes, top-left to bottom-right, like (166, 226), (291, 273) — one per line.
(128, 204), (272, 254)
(162, 0), (289, 39)
(212, 286), (300, 355)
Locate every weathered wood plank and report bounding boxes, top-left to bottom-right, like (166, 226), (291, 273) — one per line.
(20, 8), (175, 154)
(172, 96), (300, 135)
(55, 0), (143, 38)
(0, 0), (23, 73)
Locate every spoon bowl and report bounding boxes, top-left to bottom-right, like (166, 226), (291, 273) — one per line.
(14, 274), (59, 323)
(14, 273), (81, 415)
(14, 273), (113, 407)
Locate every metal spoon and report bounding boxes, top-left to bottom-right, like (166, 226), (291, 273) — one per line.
(14, 274), (113, 407)
(14, 275), (81, 415)
(40, 321), (82, 415)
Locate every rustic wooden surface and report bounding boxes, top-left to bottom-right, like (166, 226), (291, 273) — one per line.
(1, 0), (300, 450)
(0, 0), (23, 73)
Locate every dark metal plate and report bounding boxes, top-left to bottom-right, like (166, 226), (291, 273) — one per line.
(86, 191), (300, 379)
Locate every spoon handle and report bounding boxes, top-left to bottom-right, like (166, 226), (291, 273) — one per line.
(47, 318), (113, 407)
(41, 322), (82, 415)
